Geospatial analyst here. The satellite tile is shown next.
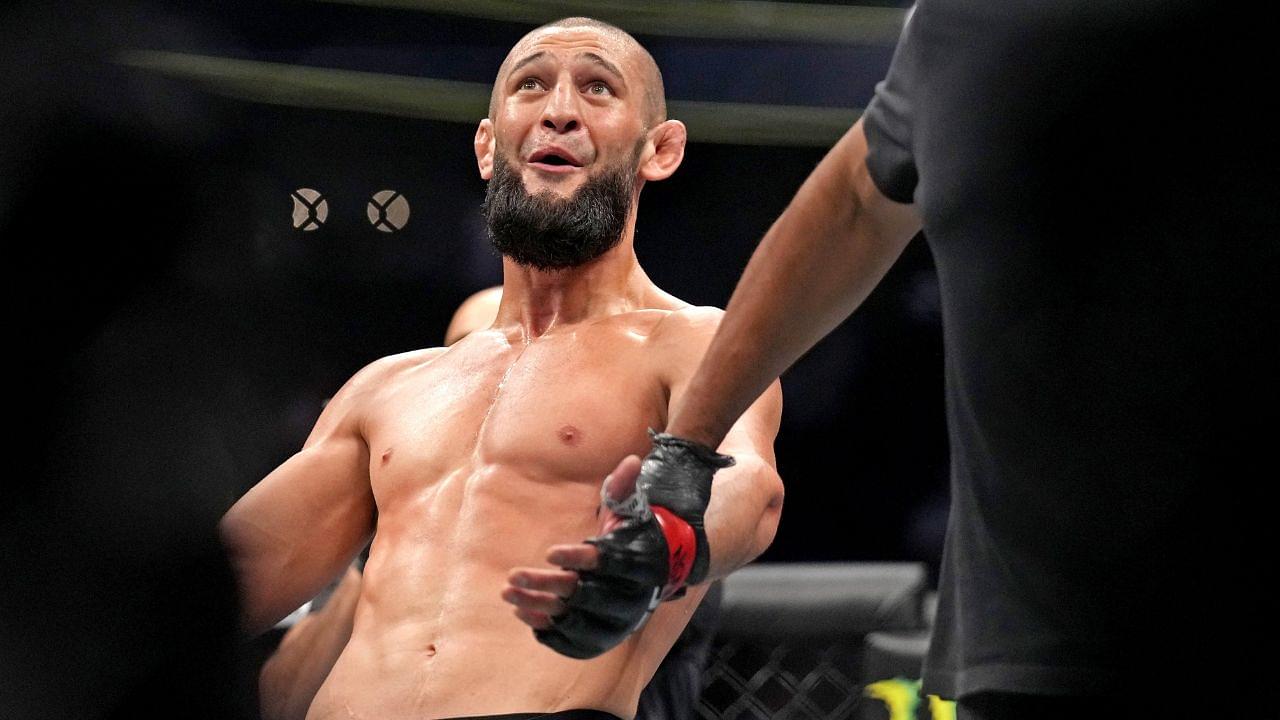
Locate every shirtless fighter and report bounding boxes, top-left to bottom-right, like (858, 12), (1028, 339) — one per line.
(258, 288), (728, 720)
(220, 17), (783, 720)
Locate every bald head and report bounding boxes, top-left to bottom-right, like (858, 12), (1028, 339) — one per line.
(489, 17), (666, 127)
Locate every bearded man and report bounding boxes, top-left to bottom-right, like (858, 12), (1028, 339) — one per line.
(220, 17), (783, 720)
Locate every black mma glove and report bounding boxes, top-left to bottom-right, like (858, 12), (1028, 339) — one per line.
(638, 430), (735, 587)
(535, 430), (733, 659)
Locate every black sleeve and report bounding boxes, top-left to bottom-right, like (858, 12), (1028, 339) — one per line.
(862, 7), (920, 204)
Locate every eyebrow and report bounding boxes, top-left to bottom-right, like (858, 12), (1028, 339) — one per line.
(506, 50), (627, 86)
(579, 52), (625, 83)
(507, 51), (547, 79)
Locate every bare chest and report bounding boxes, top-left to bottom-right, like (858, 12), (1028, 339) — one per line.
(365, 330), (667, 503)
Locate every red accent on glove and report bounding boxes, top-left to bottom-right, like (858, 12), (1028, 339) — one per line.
(651, 505), (697, 599)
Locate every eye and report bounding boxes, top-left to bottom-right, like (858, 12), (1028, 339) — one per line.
(517, 77), (541, 91)
(585, 81), (612, 96)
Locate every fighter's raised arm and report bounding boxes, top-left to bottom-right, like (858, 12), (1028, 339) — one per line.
(668, 119), (919, 450)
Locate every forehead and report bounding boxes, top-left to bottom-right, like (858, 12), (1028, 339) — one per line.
(505, 25), (639, 74)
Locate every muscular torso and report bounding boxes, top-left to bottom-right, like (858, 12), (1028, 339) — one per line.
(308, 310), (707, 720)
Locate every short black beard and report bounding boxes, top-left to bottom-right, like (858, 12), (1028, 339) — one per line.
(482, 149), (636, 271)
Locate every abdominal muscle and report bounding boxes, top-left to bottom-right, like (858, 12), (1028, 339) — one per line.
(304, 462), (680, 720)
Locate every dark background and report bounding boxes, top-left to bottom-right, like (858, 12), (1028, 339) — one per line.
(2, 1), (938, 714)
(3, 0), (942, 567)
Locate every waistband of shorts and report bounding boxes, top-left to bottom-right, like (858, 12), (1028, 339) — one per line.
(442, 711), (623, 720)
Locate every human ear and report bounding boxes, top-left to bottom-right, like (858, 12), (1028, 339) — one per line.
(475, 119), (495, 180)
(639, 120), (687, 182)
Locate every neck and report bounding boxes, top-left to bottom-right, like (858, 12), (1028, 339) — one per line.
(496, 214), (657, 341)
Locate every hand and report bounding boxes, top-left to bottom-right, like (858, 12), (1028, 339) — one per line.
(502, 432), (733, 659)
(502, 455), (638, 627)
(634, 431), (735, 586)
(504, 455), (661, 659)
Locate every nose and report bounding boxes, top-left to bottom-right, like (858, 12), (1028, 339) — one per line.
(540, 81), (581, 134)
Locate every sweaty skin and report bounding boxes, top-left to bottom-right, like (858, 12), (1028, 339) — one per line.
(325, 309), (721, 718)
(257, 290), (500, 720)
(221, 19), (783, 720)
(230, 299), (780, 720)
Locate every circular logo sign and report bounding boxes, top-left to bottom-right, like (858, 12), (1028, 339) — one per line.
(291, 188), (328, 231)
(367, 190), (410, 233)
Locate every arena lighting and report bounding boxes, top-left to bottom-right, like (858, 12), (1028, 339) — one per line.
(118, 51), (863, 148)
(309, 0), (908, 44)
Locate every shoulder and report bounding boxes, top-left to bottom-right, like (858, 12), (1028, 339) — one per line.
(307, 348), (447, 443)
(362, 347), (448, 382)
(649, 304), (725, 347)
(331, 347), (448, 407)
(299, 347), (444, 445)
(646, 305), (783, 417)
(640, 305), (726, 391)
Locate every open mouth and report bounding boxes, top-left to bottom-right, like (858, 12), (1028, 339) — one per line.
(528, 148), (584, 170)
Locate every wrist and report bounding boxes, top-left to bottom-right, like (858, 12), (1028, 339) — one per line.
(650, 505), (698, 597)
(649, 431), (734, 469)
(661, 420), (725, 450)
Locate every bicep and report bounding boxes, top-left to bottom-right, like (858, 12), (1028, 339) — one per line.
(845, 118), (922, 250)
(668, 335), (784, 506)
(223, 433), (374, 565)
(701, 379), (785, 574)
(221, 383), (377, 634)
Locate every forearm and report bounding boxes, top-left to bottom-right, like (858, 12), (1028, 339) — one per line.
(220, 439), (376, 636)
(259, 567), (362, 720)
(702, 455), (784, 581)
(669, 119), (918, 447)
(220, 500), (371, 637)
(220, 516), (307, 636)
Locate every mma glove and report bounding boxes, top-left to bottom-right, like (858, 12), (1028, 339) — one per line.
(535, 430), (734, 659)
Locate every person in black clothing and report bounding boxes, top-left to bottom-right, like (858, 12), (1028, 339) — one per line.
(533, 2), (1276, 717)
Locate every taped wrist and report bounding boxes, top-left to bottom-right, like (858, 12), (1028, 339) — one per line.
(650, 506), (696, 598)
(640, 430), (735, 585)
